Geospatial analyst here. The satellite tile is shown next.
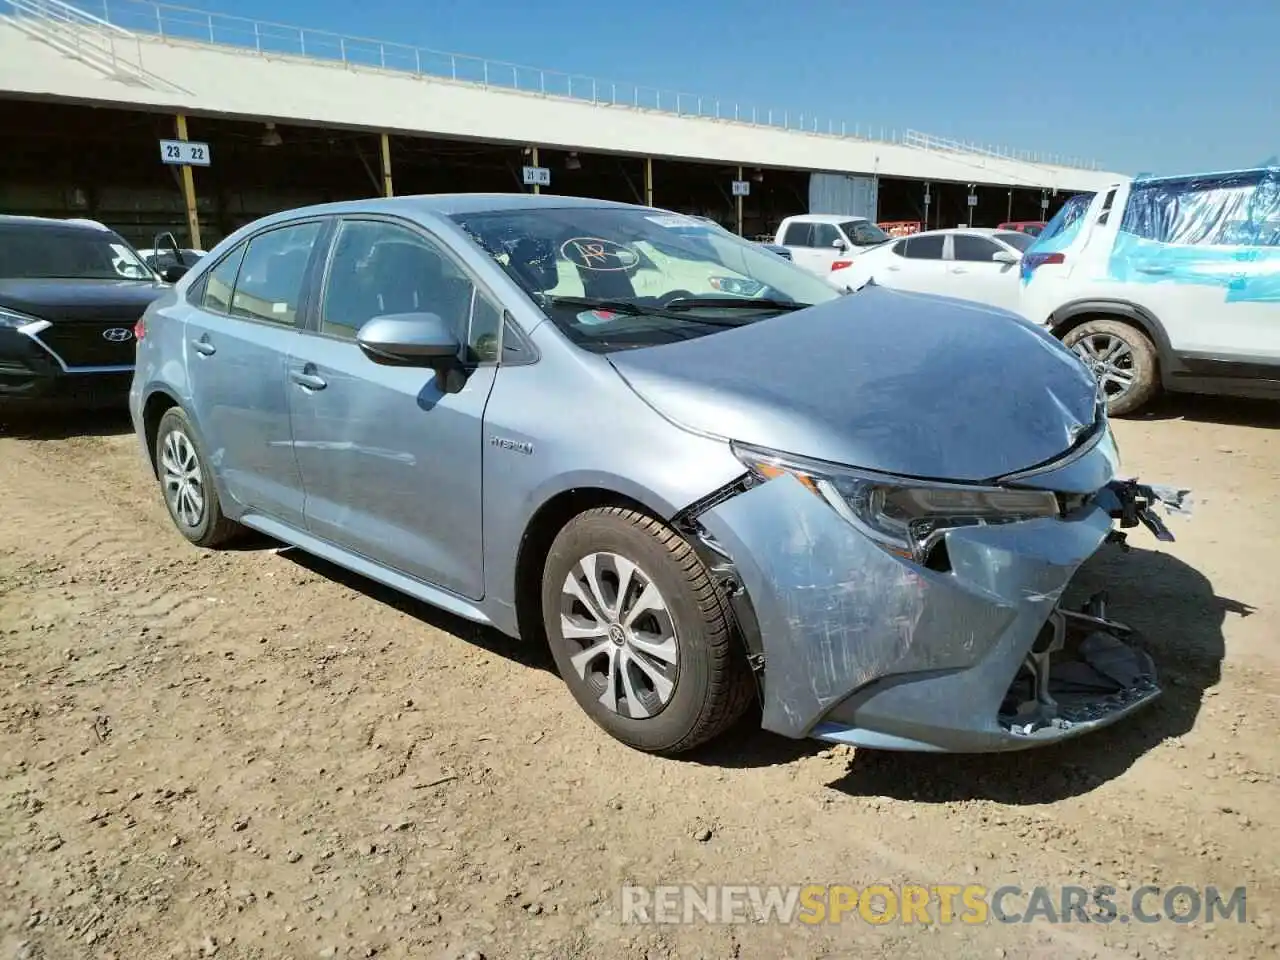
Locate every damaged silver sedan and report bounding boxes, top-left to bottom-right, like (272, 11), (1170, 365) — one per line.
(132, 195), (1188, 756)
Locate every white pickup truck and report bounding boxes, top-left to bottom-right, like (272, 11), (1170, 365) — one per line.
(774, 214), (892, 277)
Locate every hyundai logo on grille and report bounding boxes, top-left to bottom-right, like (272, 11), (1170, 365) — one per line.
(102, 327), (134, 343)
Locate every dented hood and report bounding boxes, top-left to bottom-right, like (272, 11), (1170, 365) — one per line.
(607, 286), (1099, 482)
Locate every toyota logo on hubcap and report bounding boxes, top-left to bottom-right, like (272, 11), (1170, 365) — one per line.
(102, 327), (133, 343)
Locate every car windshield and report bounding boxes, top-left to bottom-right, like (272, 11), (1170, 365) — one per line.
(450, 207), (842, 353)
(0, 224), (154, 281)
(995, 231), (1035, 251)
(842, 220), (891, 245)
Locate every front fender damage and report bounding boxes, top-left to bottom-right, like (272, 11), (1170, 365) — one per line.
(688, 473), (1190, 753)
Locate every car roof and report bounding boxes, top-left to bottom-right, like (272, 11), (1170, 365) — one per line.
(270, 193), (645, 220)
(0, 214), (114, 234)
(235, 193), (669, 236)
(1134, 166), (1274, 185)
(893, 227), (1014, 239)
(786, 213), (869, 224)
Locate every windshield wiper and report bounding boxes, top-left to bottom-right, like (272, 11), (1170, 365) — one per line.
(663, 297), (811, 312)
(544, 295), (686, 319)
(544, 295), (747, 327)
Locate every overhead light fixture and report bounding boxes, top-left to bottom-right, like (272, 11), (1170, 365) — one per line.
(751, 168), (764, 183)
(261, 122), (283, 147)
(565, 151), (582, 171)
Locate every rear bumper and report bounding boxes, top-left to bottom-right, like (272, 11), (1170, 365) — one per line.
(0, 329), (132, 406)
(696, 473), (1164, 753)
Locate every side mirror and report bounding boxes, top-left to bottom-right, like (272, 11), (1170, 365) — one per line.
(160, 264), (190, 283)
(992, 250), (1020, 265)
(832, 238), (848, 251)
(356, 312), (465, 389)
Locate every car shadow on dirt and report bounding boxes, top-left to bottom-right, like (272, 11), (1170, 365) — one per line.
(270, 538), (1242, 785)
(825, 545), (1246, 805)
(0, 406), (134, 439)
(277, 548), (557, 673)
(1131, 394), (1280, 428)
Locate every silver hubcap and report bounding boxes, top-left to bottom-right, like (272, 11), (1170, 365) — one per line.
(1072, 333), (1136, 399)
(560, 552), (679, 719)
(160, 429), (205, 528)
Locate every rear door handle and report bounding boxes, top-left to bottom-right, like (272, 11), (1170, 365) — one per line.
(950, 267), (968, 274)
(1137, 264), (1171, 275)
(190, 338), (215, 356)
(290, 368), (327, 391)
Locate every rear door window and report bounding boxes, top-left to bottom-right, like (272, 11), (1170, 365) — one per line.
(230, 222), (323, 326)
(199, 244), (247, 314)
(781, 222), (813, 246)
(901, 234), (945, 259)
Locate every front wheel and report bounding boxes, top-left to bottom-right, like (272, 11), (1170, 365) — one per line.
(1062, 319), (1160, 417)
(541, 507), (754, 754)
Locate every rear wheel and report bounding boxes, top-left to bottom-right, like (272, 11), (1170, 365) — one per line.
(541, 506), (754, 754)
(1062, 319), (1159, 417)
(155, 406), (240, 548)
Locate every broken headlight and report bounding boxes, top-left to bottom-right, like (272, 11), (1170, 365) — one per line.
(733, 443), (1060, 563)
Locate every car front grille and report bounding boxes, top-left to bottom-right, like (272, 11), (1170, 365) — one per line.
(34, 319), (138, 369)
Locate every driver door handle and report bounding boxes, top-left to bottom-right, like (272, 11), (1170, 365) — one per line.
(950, 267), (969, 274)
(190, 337), (216, 356)
(290, 368), (327, 391)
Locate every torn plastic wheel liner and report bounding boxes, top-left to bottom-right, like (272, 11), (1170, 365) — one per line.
(687, 455), (1190, 753)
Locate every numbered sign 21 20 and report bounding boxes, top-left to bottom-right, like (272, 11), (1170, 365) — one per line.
(159, 139), (212, 167)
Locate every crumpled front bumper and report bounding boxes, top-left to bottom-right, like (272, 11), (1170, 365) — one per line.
(694, 467), (1183, 753)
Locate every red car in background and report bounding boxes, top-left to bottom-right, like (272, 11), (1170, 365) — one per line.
(998, 220), (1047, 236)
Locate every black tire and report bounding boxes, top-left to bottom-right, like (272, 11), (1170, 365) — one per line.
(1062, 319), (1160, 417)
(154, 406), (240, 548)
(541, 506), (754, 754)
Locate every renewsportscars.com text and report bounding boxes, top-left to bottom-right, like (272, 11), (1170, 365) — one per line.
(620, 884), (1247, 926)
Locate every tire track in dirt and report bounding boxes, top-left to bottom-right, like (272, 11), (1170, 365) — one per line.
(2, 425), (1277, 960)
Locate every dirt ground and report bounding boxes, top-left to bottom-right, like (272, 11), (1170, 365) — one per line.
(1, 397), (1278, 960)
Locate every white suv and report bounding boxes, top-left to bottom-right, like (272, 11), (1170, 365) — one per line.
(1019, 168), (1280, 416)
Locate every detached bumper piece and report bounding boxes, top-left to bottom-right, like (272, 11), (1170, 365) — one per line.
(1000, 591), (1159, 741)
(1099, 478), (1193, 545)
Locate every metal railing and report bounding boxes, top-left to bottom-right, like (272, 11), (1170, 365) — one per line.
(3, 0), (186, 91)
(18, 0), (1101, 170)
(902, 130), (1092, 171)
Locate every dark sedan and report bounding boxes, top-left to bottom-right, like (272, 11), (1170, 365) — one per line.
(0, 216), (169, 406)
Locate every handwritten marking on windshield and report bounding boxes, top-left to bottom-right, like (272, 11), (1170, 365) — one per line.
(560, 237), (640, 272)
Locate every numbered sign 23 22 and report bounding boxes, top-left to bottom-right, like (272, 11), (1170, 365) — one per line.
(159, 139), (212, 167)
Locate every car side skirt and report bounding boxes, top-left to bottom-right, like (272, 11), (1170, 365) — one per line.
(239, 512), (494, 626)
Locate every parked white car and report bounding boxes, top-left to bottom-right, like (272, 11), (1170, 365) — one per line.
(773, 214), (891, 276)
(829, 228), (1034, 314)
(1019, 167), (1280, 416)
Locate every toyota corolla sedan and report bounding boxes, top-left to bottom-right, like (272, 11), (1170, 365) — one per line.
(129, 195), (1186, 756)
